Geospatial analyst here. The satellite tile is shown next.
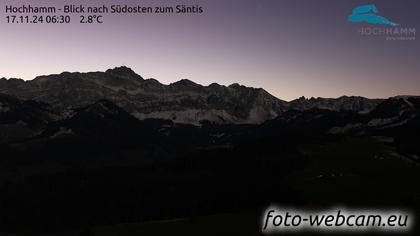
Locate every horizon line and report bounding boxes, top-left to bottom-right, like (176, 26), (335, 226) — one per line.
(1, 66), (417, 102)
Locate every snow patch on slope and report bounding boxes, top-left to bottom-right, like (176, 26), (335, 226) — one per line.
(133, 109), (242, 125)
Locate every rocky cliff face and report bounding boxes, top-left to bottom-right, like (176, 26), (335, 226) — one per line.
(0, 67), (286, 124)
(288, 96), (384, 113)
(0, 67), (401, 125)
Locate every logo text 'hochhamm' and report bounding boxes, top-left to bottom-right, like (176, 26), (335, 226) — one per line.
(347, 4), (416, 41)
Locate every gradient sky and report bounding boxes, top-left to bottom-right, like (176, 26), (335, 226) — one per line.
(1, 0), (419, 101)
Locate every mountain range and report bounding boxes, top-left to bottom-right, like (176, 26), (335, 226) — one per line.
(1, 66), (419, 153)
(0, 66), (387, 125)
(1, 67), (420, 234)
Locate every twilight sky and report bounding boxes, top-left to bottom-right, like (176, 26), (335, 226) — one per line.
(1, 0), (419, 101)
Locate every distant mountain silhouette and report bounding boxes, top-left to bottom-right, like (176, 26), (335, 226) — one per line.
(288, 96), (383, 113)
(0, 67), (286, 124)
(0, 67), (387, 125)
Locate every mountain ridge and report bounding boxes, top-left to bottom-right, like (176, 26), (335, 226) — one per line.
(1, 66), (416, 124)
(0, 67), (286, 124)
